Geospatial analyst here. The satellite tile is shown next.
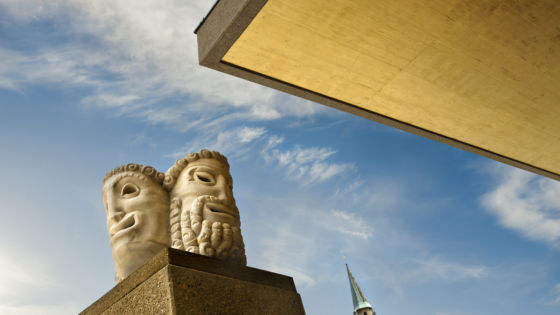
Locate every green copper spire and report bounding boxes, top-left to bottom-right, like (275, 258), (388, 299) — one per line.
(346, 264), (375, 314)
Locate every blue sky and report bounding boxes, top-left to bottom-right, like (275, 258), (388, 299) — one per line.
(1, 1), (560, 314)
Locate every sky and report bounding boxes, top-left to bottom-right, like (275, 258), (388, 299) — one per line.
(1, 1), (560, 314)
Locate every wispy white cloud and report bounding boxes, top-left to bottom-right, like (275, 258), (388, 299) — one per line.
(257, 225), (319, 288)
(168, 126), (268, 160)
(0, 0), (322, 127)
(322, 210), (373, 240)
(169, 125), (352, 184)
(541, 283), (560, 305)
(410, 257), (487, 282)
(330, 177), (404, 212)
(371, 256), (487, 296)
(481, 166), (560, 247)
(263, 146), (354, 184)
(249, 195), (375, 289)
(249, 174), (486, 298)
(263, 135), (284, 150)
(0, 47), (110, 92)
(237, 126), (267, 143)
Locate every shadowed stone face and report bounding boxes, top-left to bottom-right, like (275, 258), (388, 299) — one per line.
(103, 171), (170, 281)
(169, 156), (246, 264)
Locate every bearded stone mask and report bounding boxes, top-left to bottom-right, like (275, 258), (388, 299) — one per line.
(167, 150), (246, 265)
(102, 164), (170, 281)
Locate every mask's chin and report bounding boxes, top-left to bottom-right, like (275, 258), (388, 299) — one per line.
(112, 241), (163, 281)
(112, 239), (166, 269)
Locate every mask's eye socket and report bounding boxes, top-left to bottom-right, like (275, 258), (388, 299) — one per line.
(194, 171), (215, 184)
(121, 183), (140, 198)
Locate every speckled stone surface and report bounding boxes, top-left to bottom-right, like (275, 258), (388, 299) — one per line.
(102, 267), (172, 315)
(169, 264), (305, 314)
(81, 248), (305, 314)
(81, 248), (173, 315)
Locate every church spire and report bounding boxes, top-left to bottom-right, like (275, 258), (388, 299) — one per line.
(346, 264), (376, 315)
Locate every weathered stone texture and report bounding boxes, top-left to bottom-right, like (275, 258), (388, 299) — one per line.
(102, 267), (173, 315)
(169, 264), (305, 314)
(81, 248), (305, 315)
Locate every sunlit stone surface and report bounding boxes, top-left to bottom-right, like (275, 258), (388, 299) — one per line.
(102, 150), (246, 282)
(102, 164), (170, 282)
(165, 150), (246, 265)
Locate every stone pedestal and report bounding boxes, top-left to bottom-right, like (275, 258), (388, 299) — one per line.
(81, 248), (306, 314)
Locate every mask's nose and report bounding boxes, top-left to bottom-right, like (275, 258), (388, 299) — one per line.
(215, 175), (233, 203)
(108, 211), (125, 227)
(106, 195), (125, 227)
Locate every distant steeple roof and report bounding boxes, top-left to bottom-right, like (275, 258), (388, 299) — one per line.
(346, 264), (374, 313)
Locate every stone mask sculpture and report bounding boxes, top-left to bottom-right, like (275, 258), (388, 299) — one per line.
(102, 150), (246, 282)
(102, 164), (170, 281)
(165, 150), (246, 265)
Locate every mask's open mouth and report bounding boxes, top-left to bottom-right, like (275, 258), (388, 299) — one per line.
(110, 213), (136, 238)
(205, 202), (236, 218)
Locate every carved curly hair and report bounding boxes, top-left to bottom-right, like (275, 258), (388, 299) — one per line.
(163, 149), (231, 191)
(166, 149), (235, 253)
(102, 163), (168, 187)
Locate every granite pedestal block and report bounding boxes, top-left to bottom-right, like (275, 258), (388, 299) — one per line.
(81, 248), (305, 314)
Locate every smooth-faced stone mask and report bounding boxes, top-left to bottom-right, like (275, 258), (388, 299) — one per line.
(102, 164), (170, 281)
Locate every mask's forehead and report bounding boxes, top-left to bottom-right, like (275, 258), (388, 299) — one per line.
(180, 158), (231, 184)
(186, 158), (227, 171)
(171, 159), (232, 195)
(103, 172), (148, 192)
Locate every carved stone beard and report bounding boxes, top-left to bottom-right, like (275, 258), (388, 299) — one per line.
(169, 196), (246, 265)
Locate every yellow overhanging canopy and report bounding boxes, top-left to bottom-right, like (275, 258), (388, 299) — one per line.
(196, 0), (560, 181)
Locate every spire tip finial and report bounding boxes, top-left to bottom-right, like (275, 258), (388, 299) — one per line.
(346, 263), (374, 313)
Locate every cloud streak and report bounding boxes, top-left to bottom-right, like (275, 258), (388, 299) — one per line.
(0, 0), (322, 128)
(541, 283), (560, 305)
(263, 146), (354, 185)
(481, 166), (560, 247)
(326, 210), (373, 240)
(170, 124), (353, 185)
(411, 258), (487, 281)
